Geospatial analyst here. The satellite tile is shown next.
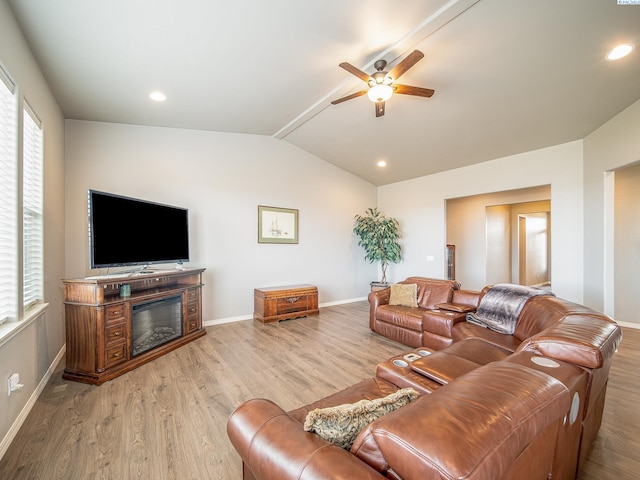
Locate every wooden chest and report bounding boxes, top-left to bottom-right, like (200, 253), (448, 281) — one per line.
(253, 284), (319, 324)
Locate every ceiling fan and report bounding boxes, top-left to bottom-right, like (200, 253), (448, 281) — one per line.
(331, 50), (434, 117)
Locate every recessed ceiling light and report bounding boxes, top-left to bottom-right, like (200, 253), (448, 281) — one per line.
(377, 160), (387, 167)
(149, 91), (167, 102)
(606, 44), (634, 61)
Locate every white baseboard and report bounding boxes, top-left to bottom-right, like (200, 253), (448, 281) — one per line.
(0, 344), (66, 460)
(203, 297), (368, 327)
(204, 315), (252, 326)
(319, 297), (368, 307)
(616, 320), (640, 330)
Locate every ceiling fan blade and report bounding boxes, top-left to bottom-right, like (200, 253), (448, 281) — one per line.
(331, 90), (367, 105)
(388, 50), (424, 81)
(339, 62), (371, 82)
(375, 101), (385, 117)
(394, 84), (435, 98)
(338, 62), (372, 82)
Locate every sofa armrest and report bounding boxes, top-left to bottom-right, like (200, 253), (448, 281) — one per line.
(368, 288), (390, 330)
(368, 288), (390, 307)
(517, 315), (622, 368)
(434, 303), (475, 313)
(227, 398), (385, 480)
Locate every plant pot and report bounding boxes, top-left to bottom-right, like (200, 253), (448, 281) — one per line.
(370, 281), (390, 292)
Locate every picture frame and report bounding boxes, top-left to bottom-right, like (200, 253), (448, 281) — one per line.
(258, 205), (299, 244)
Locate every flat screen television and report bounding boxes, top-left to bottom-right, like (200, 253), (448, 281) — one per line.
(88, 190), (190, 269)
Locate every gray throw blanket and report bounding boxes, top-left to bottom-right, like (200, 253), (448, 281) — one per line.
(466, 283), (554, 335)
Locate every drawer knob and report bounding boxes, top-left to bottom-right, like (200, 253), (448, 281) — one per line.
(113, 332), (120, 336)
(113, 353), (120, 358)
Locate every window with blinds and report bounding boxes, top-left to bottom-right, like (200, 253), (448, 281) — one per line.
(0, 68), (17, 325)
(23, 102), (43, 309)
(0, 63), (45, 327)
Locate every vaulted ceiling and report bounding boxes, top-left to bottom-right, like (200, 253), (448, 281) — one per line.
(7, 0), (640, 185)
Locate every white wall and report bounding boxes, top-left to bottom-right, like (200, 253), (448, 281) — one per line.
(584, 98), (640, 315)
(378, 141), (584, 302)
(445, 186), (550, 290)
(65, 120), (378, 322)
(0, 0), (66, 457)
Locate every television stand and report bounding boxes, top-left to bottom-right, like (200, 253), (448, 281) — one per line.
(62, 268), (205, 385)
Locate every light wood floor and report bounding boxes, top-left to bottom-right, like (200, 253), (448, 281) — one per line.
(0, 301), (637, 479)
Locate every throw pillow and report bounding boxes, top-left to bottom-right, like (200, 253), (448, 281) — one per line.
(303, 388), (419, 450)
(389, 283), (418, 308)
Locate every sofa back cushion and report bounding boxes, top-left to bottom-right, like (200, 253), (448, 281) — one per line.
(352, 362), (569, 479)
(402, 277), (457, 309)
(514, 295), (604, 341)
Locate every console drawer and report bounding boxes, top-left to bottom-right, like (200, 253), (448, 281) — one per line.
(186, 299), (199, 319)
(185, 318), (199, 334)
(105, 323), (125, 345)
(105, 343), (127, 368)
(105, 303), (125, 324)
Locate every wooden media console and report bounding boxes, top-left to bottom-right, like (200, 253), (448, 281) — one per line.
(62, 268), (205, 385)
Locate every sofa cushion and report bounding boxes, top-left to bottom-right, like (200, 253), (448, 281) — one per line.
(303, 388), (419, 450)
(403, 277), (457, 309)
(389, 283), (418, 308)
(375, 305), (424, 332)
(514, 295), (604, 341)
(452, 321), (522, 352)
(288, 378), (400, 424)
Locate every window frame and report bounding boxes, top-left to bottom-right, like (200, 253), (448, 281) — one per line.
(0, 61), (47, 342)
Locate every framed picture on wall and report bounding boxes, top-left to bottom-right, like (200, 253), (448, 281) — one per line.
(258, 206), (298, 244)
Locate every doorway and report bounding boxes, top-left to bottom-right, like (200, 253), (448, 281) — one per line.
(612, 162), (640, 323)
(485, 201), (550, 287)
(517, 212), (550, 287)
(446, 185), (551, 291)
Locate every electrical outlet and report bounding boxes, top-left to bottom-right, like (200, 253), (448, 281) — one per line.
(7, 373), (23, 396)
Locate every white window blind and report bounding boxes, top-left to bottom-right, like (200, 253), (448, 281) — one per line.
(0, 68), (17, 324)
(22, 102), (43, 310)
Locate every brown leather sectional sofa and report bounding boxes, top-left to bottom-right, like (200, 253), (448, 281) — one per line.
(368, 276), (482, 349)
(227, 278), (622, 480)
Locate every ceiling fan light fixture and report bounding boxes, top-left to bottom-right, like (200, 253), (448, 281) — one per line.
(368, 84), (393, 103)
(149, 90), (167, 102)
(606, 44), (634, 61)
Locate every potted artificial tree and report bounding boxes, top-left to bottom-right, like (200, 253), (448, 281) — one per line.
(353, 207), (402, 291)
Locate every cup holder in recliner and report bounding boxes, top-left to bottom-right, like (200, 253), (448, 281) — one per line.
(392, 359), (409, 368)
(531, 356), (560, 368)
(417, 349), (432, 356)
